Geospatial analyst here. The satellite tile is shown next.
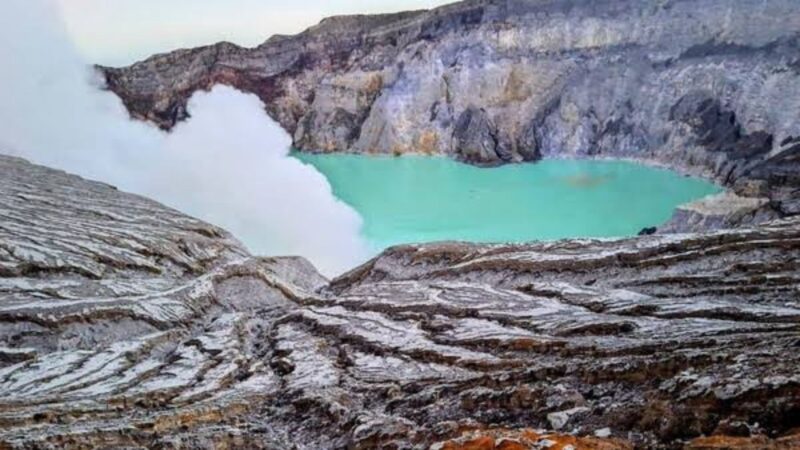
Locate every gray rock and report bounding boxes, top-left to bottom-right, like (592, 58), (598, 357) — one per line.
(548, 407), (590, 431)
(2, 155), (800, 448)
(451, 107), (503, 165)
(659, 192), (780, 233)
(670, 92), (742, 154)
(594, 428), (612, 438)
(746, 142), (800, 214)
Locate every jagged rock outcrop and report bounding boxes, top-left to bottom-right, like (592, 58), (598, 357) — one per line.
(1, 155), (799, 449)
(744, 139), (800, 216)
(658, 192), (780, 234)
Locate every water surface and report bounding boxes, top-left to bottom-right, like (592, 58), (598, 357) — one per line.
(295, 153), (721, 252)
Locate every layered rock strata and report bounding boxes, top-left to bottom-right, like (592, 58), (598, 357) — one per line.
(1, 154), (799, 449)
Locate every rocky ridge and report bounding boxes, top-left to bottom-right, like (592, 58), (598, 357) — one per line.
(102, 0), (800, 230)
(1, 154), (799, 449)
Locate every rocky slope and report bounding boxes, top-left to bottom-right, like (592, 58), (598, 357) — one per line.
(102, 0), (800, 227)
(1, 155), (799, 449)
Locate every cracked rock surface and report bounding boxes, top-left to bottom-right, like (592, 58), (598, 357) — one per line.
(1, 155), (799, 449)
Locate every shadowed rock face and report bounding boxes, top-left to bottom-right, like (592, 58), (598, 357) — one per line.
(1, 155), (799, 449)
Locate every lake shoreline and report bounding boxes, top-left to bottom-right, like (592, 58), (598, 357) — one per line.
(294, 151), (722, 253)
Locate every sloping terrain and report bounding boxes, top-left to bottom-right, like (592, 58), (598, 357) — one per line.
(1, 155), (798, 449)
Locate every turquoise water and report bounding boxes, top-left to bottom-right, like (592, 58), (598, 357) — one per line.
(294, 153), (721, 252)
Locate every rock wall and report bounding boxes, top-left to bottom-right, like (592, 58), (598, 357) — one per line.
(103, 0), (800, 172)
(1, 155), (800, 448)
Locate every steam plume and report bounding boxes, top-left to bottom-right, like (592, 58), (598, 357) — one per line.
(0, 0), (368, 276)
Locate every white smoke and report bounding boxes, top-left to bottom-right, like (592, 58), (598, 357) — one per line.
(0, 0), (368, 276)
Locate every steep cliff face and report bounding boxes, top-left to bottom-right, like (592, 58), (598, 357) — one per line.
(2, 155), (800, 449)
(103, 0), (800, 170)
